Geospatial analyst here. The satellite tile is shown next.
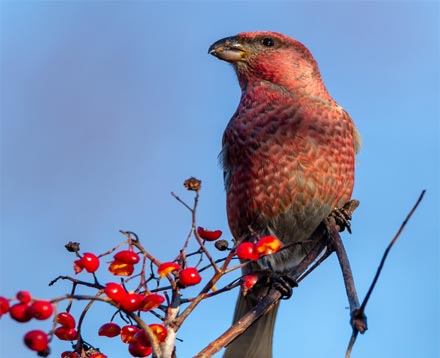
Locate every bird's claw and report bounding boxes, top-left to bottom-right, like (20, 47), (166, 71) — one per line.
(330, 206), (353, 234)
(271, 274), (298, 299)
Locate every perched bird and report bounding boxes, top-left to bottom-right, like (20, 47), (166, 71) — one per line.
(209, 31), (361, 358)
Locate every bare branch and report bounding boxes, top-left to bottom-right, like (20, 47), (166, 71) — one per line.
(345, 190), (426, 357)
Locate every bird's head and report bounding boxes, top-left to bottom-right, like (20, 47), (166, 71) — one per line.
(209, 31), (324, 94)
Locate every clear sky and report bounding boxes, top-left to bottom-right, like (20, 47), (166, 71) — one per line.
(1, 1), (438, 358)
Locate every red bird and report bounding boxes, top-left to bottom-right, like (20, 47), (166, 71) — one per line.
(209, 32), (361, 358)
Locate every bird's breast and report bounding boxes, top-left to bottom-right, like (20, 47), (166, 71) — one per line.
(223, 93), (356, 244)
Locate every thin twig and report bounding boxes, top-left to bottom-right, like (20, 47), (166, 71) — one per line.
(173, 249), (237, 330)
(182, 281), (241, 303)
(49, 276), (104, 290)
(191, 191), (220, 273)
(171, 191), (194, 212)
(345, 190), (426, 358)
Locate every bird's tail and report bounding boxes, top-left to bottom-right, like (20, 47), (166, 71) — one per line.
(223, 290), (279, 358)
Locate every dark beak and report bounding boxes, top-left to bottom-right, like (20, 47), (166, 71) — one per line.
(208, 36), (247, 62)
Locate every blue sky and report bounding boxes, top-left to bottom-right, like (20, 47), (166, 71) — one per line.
(1, 1), (438, 357)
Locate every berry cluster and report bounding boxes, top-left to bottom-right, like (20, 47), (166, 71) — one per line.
(235, 236), (282, 261)
(0, 179), (283, 357)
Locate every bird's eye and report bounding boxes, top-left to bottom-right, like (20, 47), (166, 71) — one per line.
(261, 37), (275, 47)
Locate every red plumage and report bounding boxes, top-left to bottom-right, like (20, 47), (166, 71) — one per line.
(210, 31), (361, 358)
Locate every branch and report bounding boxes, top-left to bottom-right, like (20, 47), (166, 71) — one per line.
(345, 190), (426, 357)
(195, 200), (360, 357)
(194, 237), (327, 357)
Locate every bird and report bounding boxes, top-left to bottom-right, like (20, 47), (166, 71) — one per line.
(209, 31), (361, 358)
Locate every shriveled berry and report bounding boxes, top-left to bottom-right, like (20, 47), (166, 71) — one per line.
(157, 262), (181, 278)
(108, 260), (135, 276)
(255, 236), (282, 255)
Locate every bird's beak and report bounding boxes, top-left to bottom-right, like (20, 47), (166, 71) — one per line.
(208, 36), (247, 63)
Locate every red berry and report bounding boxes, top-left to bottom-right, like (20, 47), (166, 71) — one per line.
(81, 252), (100, 273)
(30, 300), (53, 320)
(178, 267), (202, 287)
(74, 253), (100, 274)
(0, 296), (10, 317)
(16, 290), (32, 303)
(114, 250), (140, 264)
(89, 353), (107, 358)
(61, 352), (80, 358)
(139, 294), (164, 312)
(197, 226), (223, 241)
(157, 262), (181, 277)
(9, 303), (32, 322)
(23, 330), (49, 351)
(56, 312), (76, 328)
(73, 259), (84, 274)
(54, 326), (78, 341)
(104, 282), (127, 303)
(120, 325), (139, 343)
(235, 242), (259, 261)
(241, 274), (259, 295)
(255, 236), (282, 255)
(149, 324), (167, 343)
(132, 329), (150, 347)
(132, 324), (167, 347)
(98, 322), (121, 337)
(128, 341), (152, 357)
(120, 293), (143, 312)
(108, 260), (135, 276)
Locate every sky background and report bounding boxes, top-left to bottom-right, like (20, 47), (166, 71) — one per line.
(1, 1), (439, 358)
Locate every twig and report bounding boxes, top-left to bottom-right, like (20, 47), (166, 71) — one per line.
(326, 218), (360, 315)
(172, 249), (237, 331)
(171, 192), (193, 212)
(182, 280), (241, 303)
(74, 291), (103, 354)
(49, 276), (104, 290)
(120, 231), (162, 267)
(345, 190), (426, 358)
(127, 311), (162, 358)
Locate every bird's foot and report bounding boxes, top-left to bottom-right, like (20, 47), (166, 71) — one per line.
(329, 200), (359, 234)
(271, 274), (298, 299)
